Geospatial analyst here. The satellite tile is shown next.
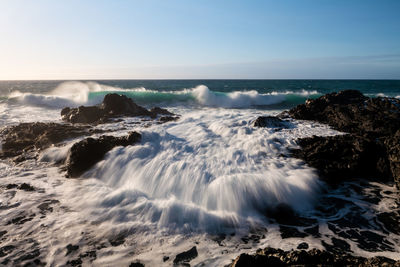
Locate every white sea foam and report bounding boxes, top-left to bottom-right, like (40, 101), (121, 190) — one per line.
(191, 85), (286, 108)
(1, 104), (399, 266)
(6, 81), (320, 109)
(79, 108), (343, 233)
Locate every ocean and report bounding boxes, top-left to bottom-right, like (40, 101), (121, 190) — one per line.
(0, 80), (399, 266)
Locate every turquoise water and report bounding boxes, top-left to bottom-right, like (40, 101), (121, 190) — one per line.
(1, 80), (399, 109)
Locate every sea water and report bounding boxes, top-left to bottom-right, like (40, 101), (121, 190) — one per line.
(0, 80), (399, 266)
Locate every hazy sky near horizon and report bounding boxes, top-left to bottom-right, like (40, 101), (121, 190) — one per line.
(1, 0), (399, 79)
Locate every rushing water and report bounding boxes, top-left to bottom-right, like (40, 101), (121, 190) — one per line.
(0, 80), (399, 266)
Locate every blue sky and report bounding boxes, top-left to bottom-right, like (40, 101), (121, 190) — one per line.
(0, 0), (399, 79)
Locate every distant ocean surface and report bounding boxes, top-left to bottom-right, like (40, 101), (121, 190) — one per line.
(1, 79), (400, 266)
(1, 80), (399, 111)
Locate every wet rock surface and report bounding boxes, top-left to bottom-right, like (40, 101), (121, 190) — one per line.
(286, 90), (400, 187)
(253, 116), (292, 129)
(0, 122), (92, 159)
(229, 247), (400, 267)
(291, 134), (392, 184)
(65, 131), (141, 177)
(173, 246), (198, 266)
(61, 93), (177, 124)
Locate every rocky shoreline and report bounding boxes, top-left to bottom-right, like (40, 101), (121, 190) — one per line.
(1, 91), (400, 266)
(287, 90), (400, 188)
(240, 90), (400, 267)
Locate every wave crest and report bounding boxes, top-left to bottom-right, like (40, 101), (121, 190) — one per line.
(7, 81), (321, 109)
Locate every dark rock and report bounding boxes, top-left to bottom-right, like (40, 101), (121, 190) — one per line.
(6, 184), (18, 189)
(266, 203), (317, 226)
(150, 107), (174, 116)
(173, 246), (198, 265)
(65, 131), (141, 177)
(229, 247), (399, 267)
(129, 262), (145, 267)
(304, 225), (320, 238)
(297, 242), (309, 249)
(0, 122), (91, 159)
(66, 244), (79, 256)
(66, 258), (82, 267)
(287, 90), (400, 137)
(0, 245), (15, 257)
(0, 231), (6, 238)
(230, 253), (285, 267)
(291, 134), (392, 184)
(253, 116), (290, 128)
(163, 256), (169, 262)
(18, 183), (35, 191)
(159, 116), (179, 123)
(279, 225), (308, 239)
(385, 130), (400, 188)
(102, 93), (151, 116)
(285, 90), (400, 187)
(377, 212), (400, 235)
(108, 233), (126, 246)
(7, 212), (35, 225)
(37, 199), (60, 215)
(322, 238), (352, 253)
(61, 93), (176, 124)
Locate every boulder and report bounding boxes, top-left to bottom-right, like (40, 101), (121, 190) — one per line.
(288, 90), (400, 138)
(101, 93), (151, 117)
(61, 93), (176, 124)
(65, 132), (141, 177)
(252, 116), (291, 128)
(173, 246), (198, 265)
(285, 90), (400, 187)
(291, 134), (392, 185)
(0, 122), (91, 159)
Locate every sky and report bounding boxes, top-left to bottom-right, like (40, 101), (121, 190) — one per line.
(0, 0), (399, 79)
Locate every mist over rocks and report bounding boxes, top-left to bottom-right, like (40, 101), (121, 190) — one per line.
(283, 90), (400, 188)
(61, 93), (177, 124)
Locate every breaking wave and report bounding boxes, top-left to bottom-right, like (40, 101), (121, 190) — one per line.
(7, 81), (321, 109)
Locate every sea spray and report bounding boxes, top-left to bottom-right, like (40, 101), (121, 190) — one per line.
(6, 81), (322, 109)
(80, 108), (340, 232)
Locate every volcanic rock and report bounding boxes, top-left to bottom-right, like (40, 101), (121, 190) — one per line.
(65, 131), (141, 177)
(291, 134), (392, 184)
(0, 122), (91, 159)
(61, 93), (176, 124)
(229, 247), (399, 267)
(285, 90), (400, 187)
(173, 246), (198, 265)
(253, 116), (291, 128)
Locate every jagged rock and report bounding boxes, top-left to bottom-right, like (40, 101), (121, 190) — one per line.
(0, 122), (91, 159)
(61, 106), (107, 124)
(253, 116), (290, 128)
(150, 107), (174, 116)
(384, 130), (400, 188)
(61, 93), (176, 124)
(287, 90), (400, 137)
(291, 134), (392, 184)
(285, 90), (400, 187)
(65, 132), (141, 177)
(102, 93), (151, 117)
(173, 246), (198, 265)
(159, 116), (179, 123)
(229, 247), (399, 267)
